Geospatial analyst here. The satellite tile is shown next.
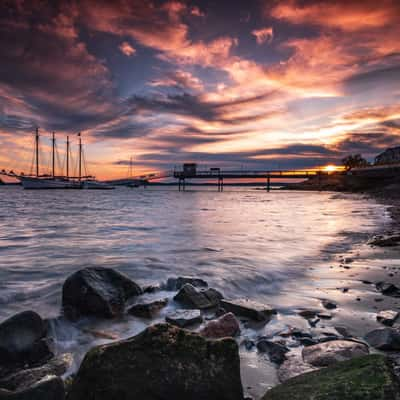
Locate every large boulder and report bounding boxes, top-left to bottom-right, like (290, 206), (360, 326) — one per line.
(67, 323), (244, 400)
(200, 313), (240, 339)
(0, 311), (53, 372)
(174, 284), (222, 309)
(0, 353), (73, 391)
(365, 328), (400, 350)
(263, 355), (400, 400)
(0, 375), (65, 400)
(220, 299), (276, 322)
(62, 267), (142, 320)
(302, 340), (369, 367)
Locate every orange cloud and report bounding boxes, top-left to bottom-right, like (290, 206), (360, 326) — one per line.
(150, 70), (203, 91)
(252, 27), (273, 44)
(119, 41), (136, 57)
(270, 0), (399, 32)
(341, 105), (400, 124)
(191, 6), (205, 17)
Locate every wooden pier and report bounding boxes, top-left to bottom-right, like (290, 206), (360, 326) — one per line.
(174, 164), (332, 191)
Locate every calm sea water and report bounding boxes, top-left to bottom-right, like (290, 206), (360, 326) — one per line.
(0, 185), (393, 397)
(0, 186), (390, 319)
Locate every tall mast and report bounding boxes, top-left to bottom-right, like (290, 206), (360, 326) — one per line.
(52, 132), (55, 178)
(129, 156), (133, 178)
(66, 136), (70, 179)
(35, 128), (39, 177)
(78, 132), (82, 182)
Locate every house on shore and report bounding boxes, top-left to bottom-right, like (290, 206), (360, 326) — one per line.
(375, 146), (400, 165)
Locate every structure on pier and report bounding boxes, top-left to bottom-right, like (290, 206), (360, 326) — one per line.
(173, 163), (335, 191)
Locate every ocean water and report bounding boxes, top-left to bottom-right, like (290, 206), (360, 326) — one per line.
(0, 186), (394, 397)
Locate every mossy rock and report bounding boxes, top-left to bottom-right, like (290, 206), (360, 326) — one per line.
(67, 323), (243, 400)
(263, 355), (400, 400)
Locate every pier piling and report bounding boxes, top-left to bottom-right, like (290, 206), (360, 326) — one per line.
(217, 177), (224, 192)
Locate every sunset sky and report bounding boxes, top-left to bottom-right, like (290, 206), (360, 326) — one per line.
(1, 0), (400, 179)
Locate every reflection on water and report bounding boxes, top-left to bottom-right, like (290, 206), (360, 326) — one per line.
(0, 186), (393, 398)
(0, 186), (389, 319)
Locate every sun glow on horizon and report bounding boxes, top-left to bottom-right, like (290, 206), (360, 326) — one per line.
(323, 164), (343, 172)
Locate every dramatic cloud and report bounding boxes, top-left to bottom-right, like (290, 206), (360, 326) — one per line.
(0, 0), (399, 178)
(270, 0), (400, 32)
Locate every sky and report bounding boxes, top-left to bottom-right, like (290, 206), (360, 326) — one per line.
(0, 0), (400, 179)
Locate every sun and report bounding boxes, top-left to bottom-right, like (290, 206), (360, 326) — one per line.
(323, 165), (338, 172)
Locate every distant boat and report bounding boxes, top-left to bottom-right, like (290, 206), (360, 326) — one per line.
(17, 129), (114, 190)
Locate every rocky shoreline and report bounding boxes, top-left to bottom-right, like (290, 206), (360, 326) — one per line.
(2, 256), (400, 399)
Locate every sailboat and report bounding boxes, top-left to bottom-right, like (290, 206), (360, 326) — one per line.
(17, 129), (114, 190)
(19, 129), (80, 190)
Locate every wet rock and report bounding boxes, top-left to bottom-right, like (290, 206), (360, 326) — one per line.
(166, 276), (208, 291)
(263, 355), (400, 400)
(128, 298), (168, 318)
(376, 282), (400, 297)
(220, 299), (276, 322)
(200, 313), (240, 339)
(241, 339), (255, 350)
(278, 354), (317, 382)
(174, 284), (222, 309)
(0, 375), (65, 400)
(256, 340), (289, 365)
(142, 285), (160, 294)
(369, 234), (400, 247)
(334, 326), (351, 338)
(62, 267), (142, 321)
(282, 328), (312, 340)
(67, 323), (244, 400)
(0, 354), (73, 391)
(317, 312), (332, 319)
(299, 337), (317, 346)
(377, 310), (399, 326)
(0, 311), (53, 372)
(215, 307), (227, 317)
(166, 309), (202, 328)
(298, 310), (318, 319)
(302, 340), (369, 367)
(365, 327), (400, 350)
(316, 335), (340, 344)
(321, 300), (336, 310)
(307, 318), (319, 327)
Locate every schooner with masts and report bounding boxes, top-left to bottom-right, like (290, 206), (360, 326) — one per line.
(16, 129), (114, 190)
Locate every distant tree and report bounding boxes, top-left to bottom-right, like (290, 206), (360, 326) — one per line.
(341, 154), (369, 170)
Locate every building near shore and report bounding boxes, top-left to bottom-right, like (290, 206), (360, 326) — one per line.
(375, 146), (400, 165)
